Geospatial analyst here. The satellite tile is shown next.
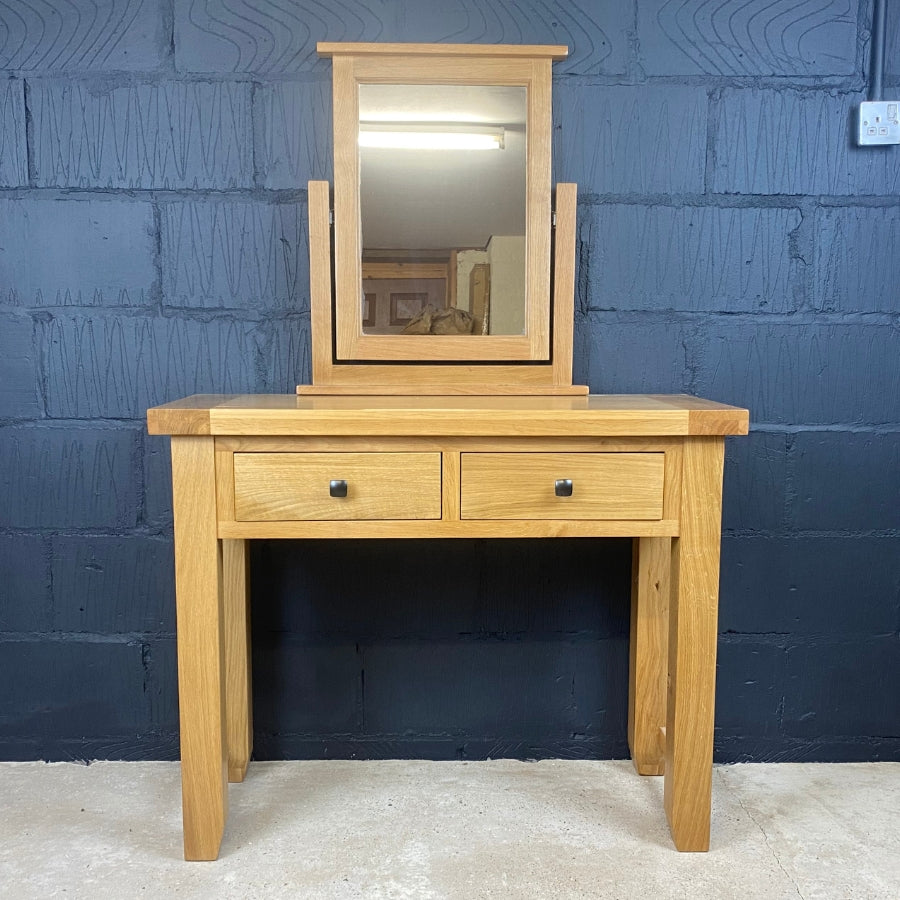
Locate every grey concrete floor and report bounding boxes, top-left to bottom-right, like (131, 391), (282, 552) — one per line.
(0, 760), (897, 899)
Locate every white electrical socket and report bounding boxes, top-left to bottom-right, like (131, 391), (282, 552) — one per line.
(857, 100), (900, 145)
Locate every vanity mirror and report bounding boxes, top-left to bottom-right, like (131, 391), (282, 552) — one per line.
(301, 42), (585, 395)
(359, 83), (526, 337)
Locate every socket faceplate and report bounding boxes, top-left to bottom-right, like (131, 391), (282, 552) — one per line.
(858, 100), (900, 145)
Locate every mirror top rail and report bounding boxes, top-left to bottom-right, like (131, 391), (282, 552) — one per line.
(317, 42), (569, 60)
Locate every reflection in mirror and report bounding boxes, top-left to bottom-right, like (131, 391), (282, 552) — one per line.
(358, 84), (527, 336)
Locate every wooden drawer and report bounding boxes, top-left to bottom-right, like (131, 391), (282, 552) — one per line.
(460, 452), (664, 520)
(232, 452), (441, 521)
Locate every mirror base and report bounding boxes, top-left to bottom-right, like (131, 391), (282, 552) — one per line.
(296, 384), (589, 396)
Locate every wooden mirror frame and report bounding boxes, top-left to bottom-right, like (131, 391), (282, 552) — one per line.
(301, 42), (586, 396)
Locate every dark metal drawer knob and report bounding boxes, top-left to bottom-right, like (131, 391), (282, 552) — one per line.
(329, 479), (348, 498)
(554, 479), (573, 497)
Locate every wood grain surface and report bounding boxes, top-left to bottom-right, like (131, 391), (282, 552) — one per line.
(171, 437), (228, 861)
(664, 437), (725, 851)
(628, 536), (670, 776)
(223, 538), (252, 784)
(460, 452), (665, 520)
(233, 452), (442, 521)
(148, 395), (749, 437)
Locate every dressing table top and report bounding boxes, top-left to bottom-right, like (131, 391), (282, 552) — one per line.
(147, 393), (749, 437)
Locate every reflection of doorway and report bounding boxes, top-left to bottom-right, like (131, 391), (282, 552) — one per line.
(469, 264), (491, 335)
(361, 261), (450, 334)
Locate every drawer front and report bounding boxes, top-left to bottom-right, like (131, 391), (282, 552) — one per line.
(460, 452), (664, 520)
(233, 452), (441, 521)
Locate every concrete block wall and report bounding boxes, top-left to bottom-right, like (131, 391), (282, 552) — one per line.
(1, 1), (897, 762)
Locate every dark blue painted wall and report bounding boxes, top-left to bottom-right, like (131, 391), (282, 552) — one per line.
(1, 1), (898, 763)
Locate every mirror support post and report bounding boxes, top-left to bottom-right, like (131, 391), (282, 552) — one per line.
(552, 183), (578, 389)
(308, 180), (334, 387)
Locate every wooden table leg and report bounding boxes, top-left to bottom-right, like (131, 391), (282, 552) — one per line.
(172, 437), (228, 861)
(628, 536), (670, 776)
(223, 538), (252, 783)
(664, 437), (725, 851)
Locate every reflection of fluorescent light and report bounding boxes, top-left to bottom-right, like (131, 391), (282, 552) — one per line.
(358, 123), (505, 150)
(360, 131), (501, 150)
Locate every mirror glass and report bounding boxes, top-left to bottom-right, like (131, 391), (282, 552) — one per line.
(358, 83), (527, 336)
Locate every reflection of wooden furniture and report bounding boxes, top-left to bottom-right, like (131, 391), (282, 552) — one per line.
(147, 394), (748, 859)
(361, 261), (449, 283)
(470, 263), (491, 334)
(362, 262), (451, 331)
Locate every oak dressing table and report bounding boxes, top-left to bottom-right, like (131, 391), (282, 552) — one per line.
(147, 43), (748, 860)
